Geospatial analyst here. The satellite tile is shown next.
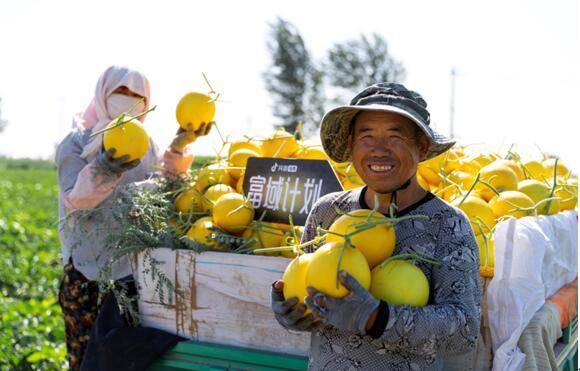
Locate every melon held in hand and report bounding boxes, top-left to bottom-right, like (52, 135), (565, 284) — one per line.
(176, 92), (215, 131)
(305, 242), (371, 298)
(103, 119), (150, 162)
(326, 209), (396, 269)
(282, 253), (315, 309)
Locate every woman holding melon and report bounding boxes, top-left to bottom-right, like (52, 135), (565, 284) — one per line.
(55, 65), (212, 370)
(271, 83), (481, 370)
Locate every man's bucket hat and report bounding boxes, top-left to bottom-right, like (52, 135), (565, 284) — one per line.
(320, 82), (455, 163)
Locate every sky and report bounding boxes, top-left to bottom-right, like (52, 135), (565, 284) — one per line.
(0, 0), (578, 170)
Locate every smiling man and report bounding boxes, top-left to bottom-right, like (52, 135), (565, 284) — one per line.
(271, 83), (481, 370)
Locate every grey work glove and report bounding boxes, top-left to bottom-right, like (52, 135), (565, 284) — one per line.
(271, 280), (318, 332)
(305, 271), (379, 334)
(170, 122), (214, 154)
(95, 148), (141, 176)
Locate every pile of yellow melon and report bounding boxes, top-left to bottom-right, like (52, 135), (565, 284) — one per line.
(417, 147), (577, 277)
(172, 130), (327, 255)
(171, 91), (577, 282)
(170, 91), (356, 253)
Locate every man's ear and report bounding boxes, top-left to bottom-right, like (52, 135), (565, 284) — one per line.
(417, 135), (430, 161)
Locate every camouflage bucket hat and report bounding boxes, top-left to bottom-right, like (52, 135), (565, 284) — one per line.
(320, 82), (455, 163)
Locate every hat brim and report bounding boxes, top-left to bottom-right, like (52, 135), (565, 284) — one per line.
(320, 104), (455, 163)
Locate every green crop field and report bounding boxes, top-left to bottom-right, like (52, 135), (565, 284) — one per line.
(0, 156), (215, 370)
(0, 159), (66, 370)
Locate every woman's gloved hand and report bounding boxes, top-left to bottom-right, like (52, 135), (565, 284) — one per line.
(94, 148), (141, 176)
(305, 271), (379, 334)
(271, 280), (318, 332)
(170, 122), (214, 154)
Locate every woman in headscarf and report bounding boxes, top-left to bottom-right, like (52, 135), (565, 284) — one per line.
(55, 65), (210, 370)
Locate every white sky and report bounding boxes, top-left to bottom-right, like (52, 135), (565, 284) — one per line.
(0, 0), (578, 170)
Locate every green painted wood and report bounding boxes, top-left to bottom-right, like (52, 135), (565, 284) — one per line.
(149, 341), (308, 370)
(562, 317), (577, 344)
(557, 326), (577, 371)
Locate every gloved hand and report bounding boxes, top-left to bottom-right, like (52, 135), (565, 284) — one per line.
(271, 280), (318, 332)
(170, 122), (214, 154)
(305, 271), (379, 334)
(95, 148), (141, 176)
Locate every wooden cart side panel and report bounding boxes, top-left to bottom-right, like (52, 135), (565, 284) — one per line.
(134, 248), (311, 357)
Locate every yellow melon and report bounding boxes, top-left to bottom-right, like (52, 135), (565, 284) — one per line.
(489, 191), (536, 219)
(555, 179), (578, 211)
(476, 234), (495, 271)
(174, 187), (204, 213)
(295, 146), (329, 161)
(305, 242), (371, 298)
(212, 193), (254, 235)
(203, 184), (235, 212)
(370, 259), (429, 307)
(518, 179), (560, 215)
(196, 163), (232, 192)
(228, 149), (259, 179)
(326, 209), (395, 269)
(495, 159), (525, 181)
(542, 158), (570, 178)
(261, 129), (300, 158)
(451, 196), (496, 235)
(417, 173), (430, 190)
(186, 217), (217, 247)
(243, 222), (286, 255)
(175, 92), (215, 131)
(282, 253), (314, 307)
(478, 162), (518, 201)
(522, 160), (545, 181)
(228, 140), (263, 158)
(417, 164), (441, 186)
(102, 119), (150, 162)
(459, 158), (483, 176)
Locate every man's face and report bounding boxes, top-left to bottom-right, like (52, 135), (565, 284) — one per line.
(350, 111), (430, 194)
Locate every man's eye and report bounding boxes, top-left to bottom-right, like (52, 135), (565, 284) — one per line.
(390, 135), (406, 141)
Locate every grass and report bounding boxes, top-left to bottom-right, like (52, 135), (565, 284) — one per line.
(0, 161), (66, 370)
(0, 155), (215, 369)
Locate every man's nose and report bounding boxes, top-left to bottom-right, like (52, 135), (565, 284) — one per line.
(368, 138), (393, 156)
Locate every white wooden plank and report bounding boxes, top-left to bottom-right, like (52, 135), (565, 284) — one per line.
(133, 248), (311, 356)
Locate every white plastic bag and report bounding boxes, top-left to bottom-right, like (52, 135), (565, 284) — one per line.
(539, 211), (578, 297)
(487, 210), (578, 371)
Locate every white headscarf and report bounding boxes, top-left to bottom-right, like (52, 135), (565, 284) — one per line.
(79, 65), (151, 159)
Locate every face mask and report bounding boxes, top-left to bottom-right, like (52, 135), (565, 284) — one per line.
(106, 93), (146, 119)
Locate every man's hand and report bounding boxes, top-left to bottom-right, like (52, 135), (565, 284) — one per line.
(305, 271), (379, 334)
(271, 280), (318, 332)
(95, 148), (140, 176)
(170, 122), (213, 154)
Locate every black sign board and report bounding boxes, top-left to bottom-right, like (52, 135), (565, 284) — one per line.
(243, 157), (343, 226)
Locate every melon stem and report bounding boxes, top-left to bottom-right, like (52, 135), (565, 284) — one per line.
(201, 72), (217, 96)
(213, 122), (227, 147)
(475, 221), (491, 269)
(335, 244), (347, 289)
(458, 173), (481, 206)
(90, 105), (157, 138)
(379, 253), (441, 269)
(534, 143), (548, 161)
(543, 158), (558, 214)
(272, 139), (287, 158)
(476, 179), (502, 197)
(504, 143), (515, 160)
(252, 235), (325, 254)
(473, 216), (493, 235)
